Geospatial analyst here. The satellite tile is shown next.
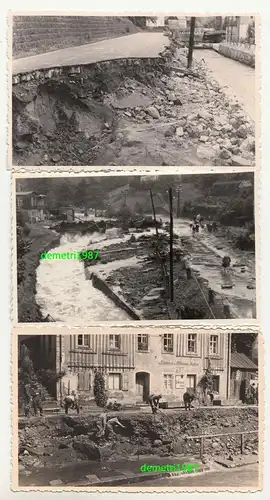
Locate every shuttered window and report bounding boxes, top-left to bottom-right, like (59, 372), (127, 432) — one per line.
(78, 371), (91, 391)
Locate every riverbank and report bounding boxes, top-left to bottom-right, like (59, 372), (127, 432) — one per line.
(17, 224), (60, 322)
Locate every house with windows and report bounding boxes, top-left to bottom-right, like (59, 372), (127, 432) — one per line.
(19, 331), (230, 403)
(16, 191), (46, 222)
(20, 332), (230, 404)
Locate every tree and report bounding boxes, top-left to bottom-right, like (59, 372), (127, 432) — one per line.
(231, 332), (257, 357)
(128, 16), (157, 28)
(198, 363), (214, 400)
(18, 344), (36, 409)
(93, 370), (108, 407)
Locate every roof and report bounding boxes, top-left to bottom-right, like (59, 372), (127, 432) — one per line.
(16, 191), (45, 197)
(231, 352), (258, 370)
(16, 191), (36, 196)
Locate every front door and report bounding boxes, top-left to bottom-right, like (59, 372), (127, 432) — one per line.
(136, 372), (150, 402)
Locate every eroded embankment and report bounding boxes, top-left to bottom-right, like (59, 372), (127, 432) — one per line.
(19, 407), (258, 471)
(12, 56), (171, 166)
(13, 43), (255, 167)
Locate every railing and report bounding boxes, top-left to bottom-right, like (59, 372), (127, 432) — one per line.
(223, 40), (255, 54)
(185, 430), (258, 458)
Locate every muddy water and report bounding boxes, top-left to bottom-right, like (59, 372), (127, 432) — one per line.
(36, 229), (133, 323)
(172, 218), (256, 318)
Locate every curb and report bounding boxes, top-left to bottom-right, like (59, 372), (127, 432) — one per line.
(66, 465), (210, 487)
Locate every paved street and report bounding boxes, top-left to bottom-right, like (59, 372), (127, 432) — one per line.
(133, 463), (260, 488)
(194, 49), (255, 120)
(13, 32), (170, 75)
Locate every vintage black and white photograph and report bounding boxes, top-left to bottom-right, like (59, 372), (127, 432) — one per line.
(15, 172), (256, 324)
(12, 14), (256, 167)
(16, 330), (260, 489)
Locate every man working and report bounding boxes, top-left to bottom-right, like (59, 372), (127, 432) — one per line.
(183, 392), (195, 411)
(63, 390), (80, 415)
(97, 411), (125, 438)
(148, 394), (162, 414)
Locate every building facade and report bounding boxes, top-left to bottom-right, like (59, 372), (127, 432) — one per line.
(16, 191), (46, 222)
(51, 332), (230, 403)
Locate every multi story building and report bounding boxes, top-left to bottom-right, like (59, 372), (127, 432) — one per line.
(16, 191), (46, 222)
(20, 332), (230, 404)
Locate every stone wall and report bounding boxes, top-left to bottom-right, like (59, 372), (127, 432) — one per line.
(13, 16), (139, 59)
(91, 272), (141, 320)
(217, 43), (255, 68)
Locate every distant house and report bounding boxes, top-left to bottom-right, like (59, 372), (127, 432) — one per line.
(230, 352), (258, 402)
(16, 191), (46, 222)
(59, 207), (75, 223)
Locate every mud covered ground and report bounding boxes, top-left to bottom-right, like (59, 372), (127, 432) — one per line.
(13, 46), (255, 167)
(86, 230), (243, 320)
(18, 407), (258, 475)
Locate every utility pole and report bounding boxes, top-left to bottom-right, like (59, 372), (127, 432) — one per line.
(168, 187), (174, 302)
(149, 189), (159, 239)
(187, 16), (196, 69)
(226, 332), (231, 400)
(176, 187), (181, 218)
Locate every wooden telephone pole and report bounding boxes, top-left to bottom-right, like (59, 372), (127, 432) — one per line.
(168, 188), (174, 302)
(187, 17), (196, 68)
(149, 189), (159, 239)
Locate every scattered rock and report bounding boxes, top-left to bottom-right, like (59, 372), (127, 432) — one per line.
(219, 149), (231, 160)
(173, 98), (182, 106)
(52, 154), (61, 163)
(164, 125), (176, 137)
(199, 135), (208, 143)
(231, 155), (252, 167)
(49, 479), (63, 486)
(196, 145), (218, 160)
(176, 126), (184, 137)
(146, 106), (160, 119)
(153, 439), (162, 446)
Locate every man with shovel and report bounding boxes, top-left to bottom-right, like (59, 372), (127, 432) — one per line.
(148, 394), (162, 414)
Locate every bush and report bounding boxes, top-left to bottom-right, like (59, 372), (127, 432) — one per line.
(93, 370), (108, 407)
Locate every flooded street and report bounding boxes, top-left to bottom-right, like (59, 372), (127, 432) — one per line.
(163, 216), (256, 319)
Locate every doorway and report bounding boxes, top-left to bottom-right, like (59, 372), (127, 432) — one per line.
(136, 372), (150, 402)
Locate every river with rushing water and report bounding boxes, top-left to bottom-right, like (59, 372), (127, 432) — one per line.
(36, 219), (256, 322)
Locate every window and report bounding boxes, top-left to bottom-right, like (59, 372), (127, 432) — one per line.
(186, 375), (196, 393)
(163, 334), (174, 353)
(17, 198), (23, 208)
(31, 196), (37, 208)
(137, 334), (149, 351)
(209, 335), (218, 355)
(108, 373), (121, 390)
(212, 375), (220, 393)
(187, 334), (197, 354)
(164, 374), (173, 390)
(109, 334), (121, 350)
(77, 335), (90, 347)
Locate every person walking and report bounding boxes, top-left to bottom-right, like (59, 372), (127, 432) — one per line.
(223, 298), (230, 318)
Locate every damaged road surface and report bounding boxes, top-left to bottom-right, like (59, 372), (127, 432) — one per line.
(12, 46), (255, 167)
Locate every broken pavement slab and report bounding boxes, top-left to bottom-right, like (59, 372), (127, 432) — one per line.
(215, 454), (259, 469)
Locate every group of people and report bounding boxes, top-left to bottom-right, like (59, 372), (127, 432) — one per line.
(190, 215), (218, 236)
